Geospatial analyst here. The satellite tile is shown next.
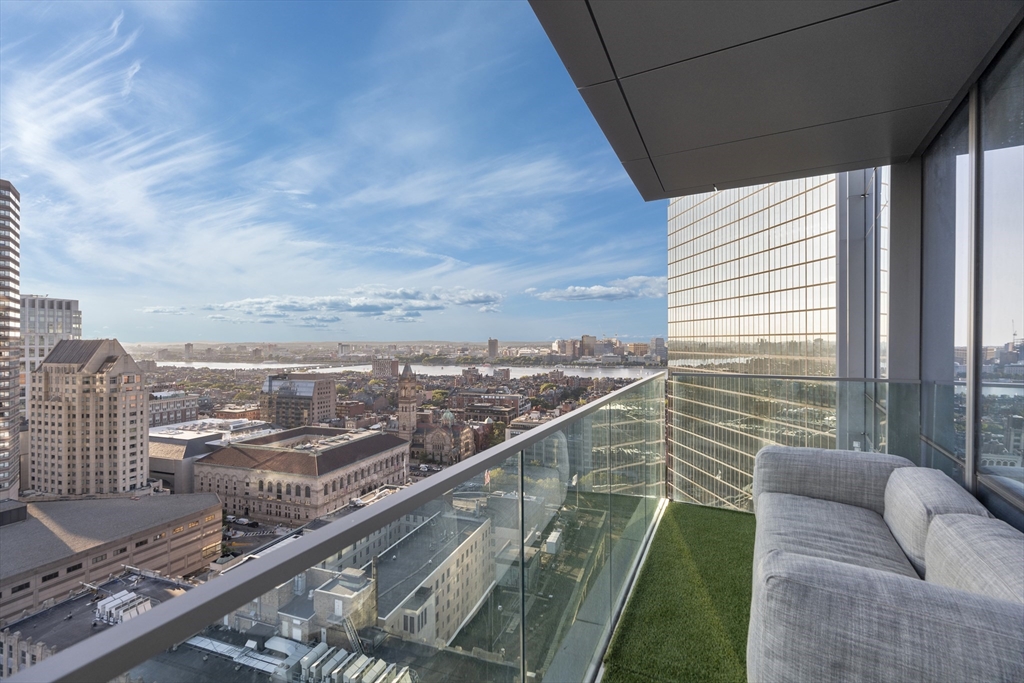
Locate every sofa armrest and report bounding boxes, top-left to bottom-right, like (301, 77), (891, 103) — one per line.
(748, 550), (1024, 683)
(752, 445), (914, 515)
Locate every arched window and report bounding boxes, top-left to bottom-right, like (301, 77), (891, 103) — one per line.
(276, 482), (282, 499)
(286, 484), (292, 496)
(347, 474), (352, 486)
(324, 484), (329, 496)
(305, 486), (311, 498)
(258, 480), (264, 492)
(332, 481), (337, 492)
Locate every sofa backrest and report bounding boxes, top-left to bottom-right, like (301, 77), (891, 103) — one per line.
(924, 513), (1024, 604)
(883, 467), (991, 576)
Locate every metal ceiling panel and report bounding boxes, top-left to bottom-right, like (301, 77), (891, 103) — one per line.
(649, 101), (949, 199)
(578, 81), (648, 161)
(623, 1), (1021, 157)
(529, 0), (614, 87)
(590, 0), (886, 78)
(530, 0), (1023, 199)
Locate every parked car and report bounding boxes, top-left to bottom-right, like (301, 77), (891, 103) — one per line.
(225, 515), (237, 522)
(246, 520), (259, 528)
(350, 498), (366, 508)
(236, 518), (250, 525)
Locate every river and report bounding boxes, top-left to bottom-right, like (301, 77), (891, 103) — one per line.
(155, 361), (664, 380)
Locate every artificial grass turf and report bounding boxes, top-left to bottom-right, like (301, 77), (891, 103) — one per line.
(602, 502), (756, 683)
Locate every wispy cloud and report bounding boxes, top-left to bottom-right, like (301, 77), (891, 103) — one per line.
(534, 276), (667, 302)
(141, 306), (190, 315)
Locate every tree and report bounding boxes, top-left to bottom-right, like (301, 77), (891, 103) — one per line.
(487, 421), (506, 448)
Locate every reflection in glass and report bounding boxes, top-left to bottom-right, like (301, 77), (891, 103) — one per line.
(979, 27), (1024, 498)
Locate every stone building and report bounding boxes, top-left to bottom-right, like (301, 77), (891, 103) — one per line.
(27, 339), (148, 496)
(194, 427), (408, 524)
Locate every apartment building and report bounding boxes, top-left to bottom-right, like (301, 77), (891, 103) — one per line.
(147, 391), (199, 427)
(0, 180), (19, 500)
(27, 339), (149, 496)
(19, 296), (82, 404)
(258, 374), (336, 429)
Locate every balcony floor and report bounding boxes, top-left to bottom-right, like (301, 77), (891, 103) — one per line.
(603, 502), (756, 683)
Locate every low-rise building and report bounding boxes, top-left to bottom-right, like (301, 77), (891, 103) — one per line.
(193, 427), (409, 524)
(213, 403), (261, 420)
(0, 494), (221, 625)
(148, 390), (200, 427)
(0, 570), (193, 679)
(149, 418), (276, 493)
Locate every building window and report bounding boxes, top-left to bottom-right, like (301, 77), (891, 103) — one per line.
(173, 526), (184, 534)
(66, 563), (83, 573)
(11, 582), (30, 594)
(286, 484), (292, 496)
(258, 480), (264, 492)
(42, 571), (59, 582)
(92, 554), (107, 564)
(305, 485), (311, 498)
(135, 539), (148, 548)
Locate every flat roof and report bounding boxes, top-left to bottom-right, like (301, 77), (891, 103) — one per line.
(373, 510), (483, 617)
(197, 429), (407, 477)
(0, 494), (222, 579)
(2, 573), (189, 650)
(531, 1), (1023, 199)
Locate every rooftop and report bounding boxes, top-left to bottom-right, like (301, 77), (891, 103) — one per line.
(2, 572), (190, 651)
(197, 428), (407, 477)
(0, 494), (222, 580)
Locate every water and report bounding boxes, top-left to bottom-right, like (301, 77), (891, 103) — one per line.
(155, 361), (663, 379)
(155, 361), (318, 370)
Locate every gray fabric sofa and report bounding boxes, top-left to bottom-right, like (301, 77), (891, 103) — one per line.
(747, 445), (1024, 682)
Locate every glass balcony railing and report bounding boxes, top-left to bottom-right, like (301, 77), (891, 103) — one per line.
(11, 373), (665, 683)
(667, 371), (1022, 516)
(667, 373), (926, 510)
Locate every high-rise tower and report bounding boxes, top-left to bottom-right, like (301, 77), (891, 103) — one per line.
(0, 179), (20, 499)
(28, 339), (149, 496)
(20, 296), (82, 405)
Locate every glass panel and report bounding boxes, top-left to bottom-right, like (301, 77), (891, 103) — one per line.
(921, 100), (971, 484)
(53, 379), (668, 683)
(668, 374), (921, 509)
(978, 27), (1024, 505)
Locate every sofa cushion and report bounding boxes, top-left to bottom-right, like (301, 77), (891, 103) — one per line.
(749, 550), (1024, 683)
(756, 492), (918, 578)
(753, 446), (915, 516)
(883, 467), (990, 576)
(925, 514), (1024, 604)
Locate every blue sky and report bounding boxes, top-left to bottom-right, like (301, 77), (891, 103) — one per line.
(0, 1), (668, 343)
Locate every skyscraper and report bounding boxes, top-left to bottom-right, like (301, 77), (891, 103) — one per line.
(20, 296), (82, 405)
(487, 338), (498, 361)
(28, 339), (149, 496)
(0, 179), (19, 499)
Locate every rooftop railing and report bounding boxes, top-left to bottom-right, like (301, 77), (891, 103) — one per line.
(12, 372), (665, 683)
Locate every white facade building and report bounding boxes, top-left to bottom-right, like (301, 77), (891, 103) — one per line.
(20, 296), (82, 404)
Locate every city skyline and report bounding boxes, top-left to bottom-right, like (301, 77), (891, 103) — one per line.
(0, 2), (668, 343)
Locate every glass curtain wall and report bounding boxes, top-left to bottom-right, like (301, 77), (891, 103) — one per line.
(978, 27), (1024, 521)
(667, 177), (842, 508)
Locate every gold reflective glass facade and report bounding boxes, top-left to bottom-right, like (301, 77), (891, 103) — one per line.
(667, 176), (840, 509)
